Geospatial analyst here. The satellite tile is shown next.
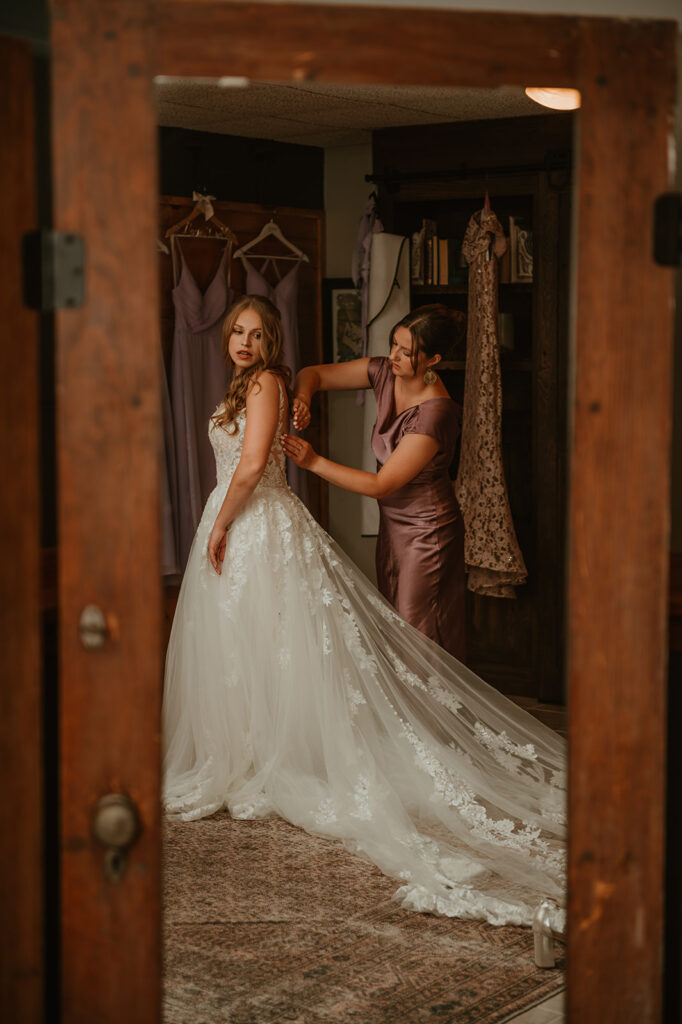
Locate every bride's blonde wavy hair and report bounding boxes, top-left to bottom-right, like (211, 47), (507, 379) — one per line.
(212, 294), (292, 434)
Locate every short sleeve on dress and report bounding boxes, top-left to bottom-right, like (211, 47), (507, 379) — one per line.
(401, 400), (460, 452)
(367, 356), (391, 392)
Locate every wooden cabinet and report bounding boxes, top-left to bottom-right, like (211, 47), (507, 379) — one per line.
(373, 114), (573, 702)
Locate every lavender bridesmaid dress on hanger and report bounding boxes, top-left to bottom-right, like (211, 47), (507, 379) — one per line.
(171, 239), (232, 569)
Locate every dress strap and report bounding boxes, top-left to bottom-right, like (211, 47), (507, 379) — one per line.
(170, 234), (187, 288)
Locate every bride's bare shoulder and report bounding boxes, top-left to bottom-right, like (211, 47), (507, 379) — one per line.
(246, 369), (283, 404)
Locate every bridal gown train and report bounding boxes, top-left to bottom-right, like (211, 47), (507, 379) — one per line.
(162, 380), (567, 930)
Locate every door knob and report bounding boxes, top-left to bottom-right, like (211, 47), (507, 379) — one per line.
(91, 793), (140, 883)
(78, 604), (108, 650)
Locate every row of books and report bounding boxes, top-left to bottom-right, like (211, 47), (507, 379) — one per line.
(410, 216), (533, 287)
(410, 219), (467, 288)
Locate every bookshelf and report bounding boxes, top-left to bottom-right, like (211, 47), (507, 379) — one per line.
(373, 113), (574, 703)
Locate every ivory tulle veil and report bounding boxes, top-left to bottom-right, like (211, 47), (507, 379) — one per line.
(162, 382), (567, 931)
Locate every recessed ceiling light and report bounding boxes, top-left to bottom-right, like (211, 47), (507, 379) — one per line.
(525, 87), (581, 110)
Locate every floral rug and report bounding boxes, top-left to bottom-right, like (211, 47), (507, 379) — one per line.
(163, 813), (564, 1024)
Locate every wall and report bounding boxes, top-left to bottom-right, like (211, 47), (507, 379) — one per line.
(324, 142), (378, 581)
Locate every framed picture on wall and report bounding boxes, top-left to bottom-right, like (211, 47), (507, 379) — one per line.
(323, 278), (362, 362)
(509, 215), (534, 283)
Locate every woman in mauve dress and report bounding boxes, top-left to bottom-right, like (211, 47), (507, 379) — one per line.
(283, 304), (467, 662)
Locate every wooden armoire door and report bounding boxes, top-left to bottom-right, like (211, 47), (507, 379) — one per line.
(50, 1), (163, 1021)
(0, 33), (43, 1024)
(45, 3), (677, 1024)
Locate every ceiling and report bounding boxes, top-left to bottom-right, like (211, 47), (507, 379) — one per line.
(155, 79), (551, 148)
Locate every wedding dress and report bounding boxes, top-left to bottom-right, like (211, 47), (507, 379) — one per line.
(162, 380), (567, 930)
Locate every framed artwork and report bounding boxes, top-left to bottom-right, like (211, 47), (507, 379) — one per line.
(323, 277), (362, 362)
(509, 215), (534, 283)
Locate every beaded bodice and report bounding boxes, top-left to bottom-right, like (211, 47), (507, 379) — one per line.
(208, 379), (288, 491)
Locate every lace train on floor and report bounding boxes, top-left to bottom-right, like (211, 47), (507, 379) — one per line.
(163, 467), (566, 931)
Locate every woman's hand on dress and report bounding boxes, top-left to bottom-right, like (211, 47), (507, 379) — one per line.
(291, 396), (311, 430)
(281, 434), (316, 470)
(207, 522), (228, 575)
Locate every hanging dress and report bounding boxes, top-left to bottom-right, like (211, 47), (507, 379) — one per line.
(351, 193), (384, 360)
(170, 238), (232, 569)
(455, 208), (527, 597)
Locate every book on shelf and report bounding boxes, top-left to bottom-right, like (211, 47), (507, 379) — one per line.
(411, 223), (470, 289)
(410, 224), (425, 286)
(438, 238), (448, 286)
(423, 218), (437, 285)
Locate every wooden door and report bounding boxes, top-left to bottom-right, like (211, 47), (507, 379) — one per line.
(0, 34), (43, 1024)
(48, 3), (677, 1023)
(50, 2), (163, 1022)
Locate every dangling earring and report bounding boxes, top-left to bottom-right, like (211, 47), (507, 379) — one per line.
(424, 368), (437, 386)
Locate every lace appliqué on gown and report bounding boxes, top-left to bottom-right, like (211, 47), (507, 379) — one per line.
(162, 378), (567, 931)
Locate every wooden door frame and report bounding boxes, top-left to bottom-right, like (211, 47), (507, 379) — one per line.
(50, 3), (677, 1022)
(0, 34), (43, 1024)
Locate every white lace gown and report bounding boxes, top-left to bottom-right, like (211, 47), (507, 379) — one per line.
(162, 384), (567, 930)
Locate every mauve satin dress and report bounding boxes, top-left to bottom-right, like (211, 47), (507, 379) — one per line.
(369, 357), (466, 662)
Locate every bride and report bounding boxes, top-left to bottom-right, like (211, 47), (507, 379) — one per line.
(162, 294), (567, 930)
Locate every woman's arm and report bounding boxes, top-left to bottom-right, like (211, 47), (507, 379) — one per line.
(293, 357), (373, 429)
(208, 372), (281, 574)
(281, 432), (438, 501)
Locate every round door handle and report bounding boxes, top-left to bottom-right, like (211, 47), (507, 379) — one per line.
(92, 793), (140, 850)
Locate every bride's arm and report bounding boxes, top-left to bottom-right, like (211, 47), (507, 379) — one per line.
(208, 372), (281, 574)
(292, 358), (372, 429)
(281, 432), (438, 500)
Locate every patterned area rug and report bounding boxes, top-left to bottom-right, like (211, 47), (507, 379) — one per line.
(163, 814), (564, 1024)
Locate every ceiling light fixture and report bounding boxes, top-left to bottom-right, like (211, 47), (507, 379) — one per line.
(524, 87), (581, 111)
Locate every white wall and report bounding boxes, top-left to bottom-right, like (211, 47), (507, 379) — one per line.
(324, 142), (379, 581)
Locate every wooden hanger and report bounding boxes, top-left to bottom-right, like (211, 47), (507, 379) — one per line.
(165, 194), (238, 244)
(233, 217), (309, 262)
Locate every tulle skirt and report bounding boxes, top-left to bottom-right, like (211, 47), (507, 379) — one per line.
(163, 479), (567, 930)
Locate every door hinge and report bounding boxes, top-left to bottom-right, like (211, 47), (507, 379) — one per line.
(653, 193), (682, 267)
(22, 229), (85, 310)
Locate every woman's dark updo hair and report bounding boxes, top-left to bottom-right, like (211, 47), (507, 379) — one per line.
(389, 304), (466, 371)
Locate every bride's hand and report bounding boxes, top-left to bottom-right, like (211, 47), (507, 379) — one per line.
(291, 396), (311, 430)
(281, 434), (316, 469)
(207, 522), (228, 575)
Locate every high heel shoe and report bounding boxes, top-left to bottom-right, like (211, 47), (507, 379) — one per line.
(532, 899), (557, 968)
